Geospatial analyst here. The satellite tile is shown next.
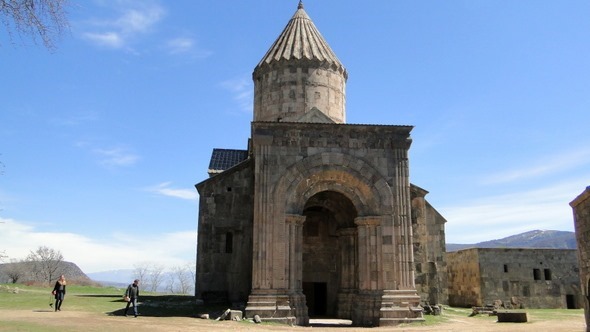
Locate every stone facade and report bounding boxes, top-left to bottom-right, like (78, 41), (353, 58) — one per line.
(411, 185), (448, 306)
(447, 248), (582, 309)
(571, 186), (590, 331)
(195, 3), (447, 327)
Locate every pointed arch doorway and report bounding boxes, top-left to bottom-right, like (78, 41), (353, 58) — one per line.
(301, 190), (358, 318)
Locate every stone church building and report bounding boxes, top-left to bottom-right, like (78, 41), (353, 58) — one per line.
(195, 2), (447, 327)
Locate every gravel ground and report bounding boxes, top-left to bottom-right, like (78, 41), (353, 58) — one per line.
(0, 309), (586, 332)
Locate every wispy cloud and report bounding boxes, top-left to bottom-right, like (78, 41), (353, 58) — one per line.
(220, 77), (253, 112)
(145, 182), (198, 200)
(481, 147), (590, 185)
(0, 217), (195, 273)
(442, 180), (583, 244)
(50, 111), (99, 127)
(82, 31), (124, 48)
(165, 37), (193, 54)
(165, 35), (214, 59)
(94, 146), (139, 168)
(80, 1), (165, 51)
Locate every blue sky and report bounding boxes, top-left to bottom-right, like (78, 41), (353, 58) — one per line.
(1, 0), (589, 273)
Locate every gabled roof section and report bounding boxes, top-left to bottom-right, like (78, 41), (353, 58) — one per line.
(255, 1), (346, 77)
(294, 107), (335, 123)
(208, 148), (249, 175)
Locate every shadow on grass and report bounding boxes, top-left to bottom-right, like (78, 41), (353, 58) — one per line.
(100, 295), (229, 318)
(76, 295), (122, 298)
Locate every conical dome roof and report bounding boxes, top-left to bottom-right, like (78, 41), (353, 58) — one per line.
(254, 1), (347, 77)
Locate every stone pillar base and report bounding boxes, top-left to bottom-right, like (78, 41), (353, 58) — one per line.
(337, 290), (356, 319)
(379, 289), (424, 326)
(352, 291), (382, 327)
(245, 290), (306, 325)
(288, 291), (309, 325)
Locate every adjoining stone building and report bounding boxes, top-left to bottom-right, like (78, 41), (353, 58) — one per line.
(571, 186), (590, 331)
(447, 248), (582, 309)
(195, 2), (447, 327)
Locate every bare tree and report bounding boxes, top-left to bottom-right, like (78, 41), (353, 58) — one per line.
(4, 259), (27, 283)
(147, 264), (165, 293)
(26, 245), (63, 284)
(133, 263), (151, 290)
(168, 264), (194, 295)
(0, 0), (69, 50)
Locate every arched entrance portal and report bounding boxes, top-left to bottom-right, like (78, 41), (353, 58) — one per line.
(302, 190), (357, 318)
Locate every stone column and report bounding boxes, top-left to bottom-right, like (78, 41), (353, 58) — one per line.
(393, 148), (415, 289)
(286, 214), (308, 325)
(245, 142), (295, 324)
(337, 227), (357, 319)
(354, 216), (383, 326)
(379, 148), (423, 326)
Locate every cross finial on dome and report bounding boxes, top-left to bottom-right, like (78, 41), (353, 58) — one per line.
(298, 1), (304, 10)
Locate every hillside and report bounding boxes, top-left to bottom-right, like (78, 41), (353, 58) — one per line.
(446, 230), (577, 252)
(0, 261), (91, 284)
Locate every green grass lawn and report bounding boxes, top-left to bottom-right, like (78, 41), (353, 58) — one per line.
(0, 283), (585, 331)
(0, 283), (203, 317)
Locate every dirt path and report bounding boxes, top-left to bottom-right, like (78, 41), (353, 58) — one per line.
(0, 309), (586, 332)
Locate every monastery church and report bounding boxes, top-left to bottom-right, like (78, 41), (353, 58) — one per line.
(195, 2), (447, 327)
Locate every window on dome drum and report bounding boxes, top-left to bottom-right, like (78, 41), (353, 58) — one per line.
(544, 269), (552, 280)
(533, 269), (541, 280)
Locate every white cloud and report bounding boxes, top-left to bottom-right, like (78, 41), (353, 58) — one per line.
(80, 2), (165, 50)
(0, 217), (196, 273)
(220, 77), (253, 112)
(481, 147), (590, 185)
(166, 37), (194, 54)
(50, 111), (100, 127)
(82, 31), (124, 48)
(116, 7), (164, 34)
(163, 36), (213, 59)
(442, 180), (582, 244)
(94, 147), (140, 168)
(146, 182), (198, 200)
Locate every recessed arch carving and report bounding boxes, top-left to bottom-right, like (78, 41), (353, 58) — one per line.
(273, 152), (393, 217)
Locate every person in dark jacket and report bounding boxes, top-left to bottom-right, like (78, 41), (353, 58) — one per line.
(52, 275), (66, 311)
(124, 279), (140, 317)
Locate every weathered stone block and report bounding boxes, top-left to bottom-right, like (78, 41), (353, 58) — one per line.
(496, 310), (527, 323)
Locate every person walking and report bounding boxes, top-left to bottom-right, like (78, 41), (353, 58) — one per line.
(124, 279), (140, 317)
(52, 275), (67, 311)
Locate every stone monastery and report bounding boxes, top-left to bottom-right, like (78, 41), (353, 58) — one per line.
(195, 2), (447, 327)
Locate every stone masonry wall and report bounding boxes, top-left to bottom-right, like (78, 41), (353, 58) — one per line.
(253, 64), (346, 123)
(411, 186), (448, 305)
(195, 161), (254, 305)
(571, 186), (590, 330)
(448, 248), (581, 309)
(477, 248), (580, 309)
(447, 249), (482, 307)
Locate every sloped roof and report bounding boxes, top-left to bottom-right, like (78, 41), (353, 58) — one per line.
(208, 148), (249, 174)
(254, 1), (346, 76)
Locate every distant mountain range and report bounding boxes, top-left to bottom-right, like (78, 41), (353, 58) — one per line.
(86, 269), (134, 287)
(446, 230), (577, 252)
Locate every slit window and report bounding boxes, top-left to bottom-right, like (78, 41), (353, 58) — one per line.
(544, 269), (552, 280)
(225, 232), (233, 253)
(503, 264), (508, 273)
